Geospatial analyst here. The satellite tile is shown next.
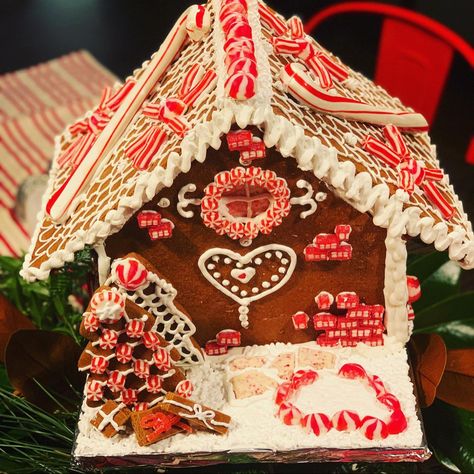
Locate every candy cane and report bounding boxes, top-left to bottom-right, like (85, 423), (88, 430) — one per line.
(46, 5), (209, 223)
(258, 2), (287, 36)
(280, 63), (428, 131)
(288, 16), (304, 38)
(361, 135), (402, 168)
(125, 126), (167, 171)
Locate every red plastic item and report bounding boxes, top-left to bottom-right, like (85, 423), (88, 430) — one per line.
(305, 2), (474, 162)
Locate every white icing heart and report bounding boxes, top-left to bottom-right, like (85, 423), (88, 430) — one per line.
(198, 244), (297, 329)
(230, 267), (256, 283)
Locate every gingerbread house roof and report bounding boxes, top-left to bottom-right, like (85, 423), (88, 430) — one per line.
(21, 0), (474, 281)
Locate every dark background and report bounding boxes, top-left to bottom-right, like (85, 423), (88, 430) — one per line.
(0, 0), (472, 219)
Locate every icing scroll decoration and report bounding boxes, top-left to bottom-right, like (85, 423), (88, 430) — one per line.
(177, 184), (202, 218)
(289, 179), (320, 219)
(46, 4), (212, 223)
(198, 244), (297, 328)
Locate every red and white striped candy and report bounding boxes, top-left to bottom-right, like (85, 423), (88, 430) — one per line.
(116, 343), (134, 364)
(384, 124), (409, 159)
(121, 388), (138, 405)
(377, 393), (401, 411)
(107, 370), (126, 392)
(86, 379), (104, 401)
(288, 15), (304, 38)
(387, 410), (407, 435)
(90, 356), (109, 374)
(398, 168), (415, 193)
(301, 413), (331, 436)
(272, 37), (311, 59)
(406, 275), (421, 303)
(360, 416), (389, 440)
(278, 401), (302, 425)
(83, 312), (99, 332)
(230, 166), (247, 185)
(424, 167), (443, 181)
(180, 69), (217, 109)
(362, 135), (402, 168)
(126, 319), (146, 338)
(314, 291), (334, 310)
(399, 158), (425, 186)
(228, 221), (245, 240)
(224, 49), (255, 70)
(98, 329), (119, 350)
(178, 63), (204, 98)
(176, 380), (194, 399)
(113, 257), (148, 291)
(142, 332), (161, 351)
(221, 11), (247, 35)
(243, 221), (258, 239)
(134, 402), (149, 412)
(153, 347), (171, 371)
(291, 369), (318, 390)
(125, 125), (167, 171)
(272, 199), (291, 218)
(275, 382), (293, 405)
(90, 289), (125, 323)
(292, 311), (309, 330)
(225, 20), (253, 40)
(186, 4), (211, 42)
(133, 359), (150, 379)
(146, 374), (162, 394)
(225, 71), (256, 100)
(201, 196), (219, 213)
(332, 410), (361, 431)
(224, 36), (254, 56)
(215, 170), (232, 190)
(338, 363), (367, 381)
(219, 0), (247, 21)
(227, 57), (258, 77)
(407, 304), (415, 321)
(258, 2), (287, 36)
(369, 375), (386, 396)
(423, 181), (454, 219)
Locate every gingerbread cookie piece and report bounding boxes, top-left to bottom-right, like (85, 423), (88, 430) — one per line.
(131, 406), (192, 446)
(90, 400), (131, 438)
(298, 347), (336, 370)
(271, 352), (295, 380)
(229, 355), (267, 371)
(160, 393), (231, 435)
(230, 370), (278, 399)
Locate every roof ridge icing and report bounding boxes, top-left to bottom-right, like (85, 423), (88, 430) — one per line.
(21, 0), (474, 281)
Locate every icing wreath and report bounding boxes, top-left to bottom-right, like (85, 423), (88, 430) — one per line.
(275, 363), (407, 440)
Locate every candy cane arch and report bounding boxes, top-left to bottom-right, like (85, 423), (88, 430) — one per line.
(46, 4), (211, 224)
(280, 63), (428, 132)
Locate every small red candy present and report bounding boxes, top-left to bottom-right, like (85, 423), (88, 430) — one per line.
(336, 292), (359, 309)
(98, 329), (119, 350)
(347, 305), (371, 319)
(304, 245), (328, 262)
(334, 224), (352, 241)
(313, 233), (339, 250)
(316, 334), (338, 347)
(240, 138), (266, 165)
(148, 219), (174, 240)
(137, 210), (161, 228)
(226, 130), (252, 151)
(291, 311), (309, 330)
(314, 291), (334, 310)
(371, 304), (385, 319)
(328, 242), (352, 261)
(313, 313), (337, 329)
(205, 339), (228, 356)
(216, 329), (241, 346)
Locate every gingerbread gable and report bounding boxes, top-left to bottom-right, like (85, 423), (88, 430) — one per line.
(21, 0), (473, 282)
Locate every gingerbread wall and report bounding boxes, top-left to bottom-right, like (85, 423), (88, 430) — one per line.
(105, 141), (387, 347)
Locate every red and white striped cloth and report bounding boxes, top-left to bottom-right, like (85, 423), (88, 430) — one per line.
(0, 50), (117, 256)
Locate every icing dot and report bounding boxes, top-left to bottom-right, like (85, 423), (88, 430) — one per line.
(265, 252), (272, 259)
(207, 263), (215, 270)
(271, 275), (279, 282)
(236, 262), (243, 269)
(212, 256), (220, 262)
(254, 258), (262, 265)
(213, 272), (221, 279)
(252, 287), (259, 294)
(262, 281), (271, 289)
(224, 258), (232, 264)
(281, 258), (289, 265)
(278, 267), (286, 274)
(157, 198), (170, 208)
(222, 280), (230, 286)
(240, 290), (248, 297)
(275, 251), (283, 259)
(231, 285), (239, 293)
(315, 192), (327, 202)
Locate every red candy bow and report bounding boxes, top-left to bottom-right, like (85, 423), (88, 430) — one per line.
(362, 124), (453, 219)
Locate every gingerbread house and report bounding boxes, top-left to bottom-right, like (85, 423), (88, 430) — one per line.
(20, 0), (473, 466)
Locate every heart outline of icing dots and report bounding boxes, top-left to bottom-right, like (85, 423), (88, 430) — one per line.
(198, 244), (297, 328)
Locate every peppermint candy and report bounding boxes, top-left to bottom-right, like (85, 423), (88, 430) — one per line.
(133, 359), (150, 379)
(176, 380), (194, 399)
(121, 388), (138, 405)
(146, 375), (163, 394)
(90, 356), (109, 375)
(98, 329), (119, 350)
(227, 57), (257, 78)
(116, 343), (134, 364)
(301, 413), (331, 436)
(90, 289), (125, 324)
(113, 257), (148, 291)
(153, 347), (171, 371)
(360, 416), (389, 440)
(275, 381), (293, 405)
(407, 275), (421, 303)
(369, 375), (386, 396)
(225, 71), (256, 101)
(134, 402), (149, 412)
(332, 410), (361, 431)
(107, 370), (126, 393)
(338, 363), (368, 381)
(185, 4), (211, 42)
(83, 312), (99, 332)
(278, 402), (302, 426)
(377, 393), (401, 411)
(387, 410), (407, 435)
(126, 319), (145, 338)
(142, 332), (161, 351)
(291, 369), (318, 390)
(86, 379), (104, 401)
